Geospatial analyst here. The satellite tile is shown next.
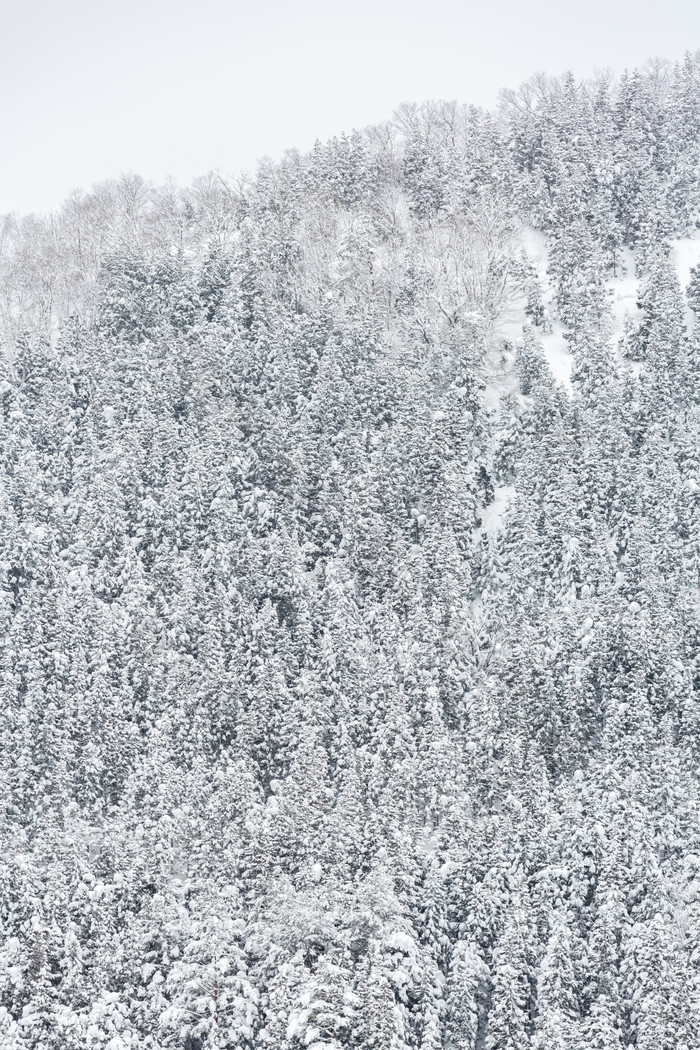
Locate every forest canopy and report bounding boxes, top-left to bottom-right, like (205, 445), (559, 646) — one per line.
(1, 53), (700, 1050)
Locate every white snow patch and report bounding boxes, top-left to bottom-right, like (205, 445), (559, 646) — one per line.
(495, 305), (529, 346)
(671, 231), (700, 327)
(540, 324), (572, 389)
(519, 226), (572, 389)
(604, 235), (700, 354)
(608, 247), (639, 352)
(671, 233), (700, 294)
(482, 322), (523, 421)
(388, 931), (416, 953)
(485, 225), (576, 410)
(522, 226), (549, 267)
(481, 485), (515, 535)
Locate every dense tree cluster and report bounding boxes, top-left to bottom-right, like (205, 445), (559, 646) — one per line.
(1, 52), (700, 1049)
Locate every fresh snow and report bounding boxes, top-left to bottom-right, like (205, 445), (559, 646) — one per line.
(671, 231), (700, 326)
(540, 323), (572, 388)
(4, 58), (700, 1050)
(608, 246), (639, 353)
(481, 484), (516, 536)
(671, 232), (700, 294)
(500, 225), (573, 390)
(522, 228), (573, 389)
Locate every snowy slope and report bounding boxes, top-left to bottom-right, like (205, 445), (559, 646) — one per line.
(672, 231), (700, 327)
(521, 227), (573, 389)
(608, 246), (639, 350)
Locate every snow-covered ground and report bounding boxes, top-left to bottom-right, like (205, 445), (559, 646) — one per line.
(672, 232), (700, 327)
(481, 483), (516, 536)
(540, 325), (572, 388)
(509, 226), (573, 390)
(606, 232), (700, 354)
(607, 246), (639, 355)
(481, 226), (699, 545)
(505, 228), (700, 381)
(672, 233), (700, 292)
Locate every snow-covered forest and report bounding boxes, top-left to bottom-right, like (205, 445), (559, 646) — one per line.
(2, 53), (700, 1049)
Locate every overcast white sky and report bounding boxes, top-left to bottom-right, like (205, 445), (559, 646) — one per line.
(1, 0), (699, 215)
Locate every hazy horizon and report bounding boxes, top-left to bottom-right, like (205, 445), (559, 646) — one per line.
(2, 0), (699, 216)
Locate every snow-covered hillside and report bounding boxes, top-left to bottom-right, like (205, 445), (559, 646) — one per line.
(2, 55), (700, 1050)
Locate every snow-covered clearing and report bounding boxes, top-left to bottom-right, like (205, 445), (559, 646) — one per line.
(513, 226), (573, 390)
(483, 302), (523, 418)
(671, 231), (700, 327)
(484, 225), (585, 410)
(481, 484), (516, 536)
(605, 233), (700, 348)
(672, 232), (700, 292)
(480, 226), (699, 572)
(540, 325), (572, 388)
(607, 246), (639, 355)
